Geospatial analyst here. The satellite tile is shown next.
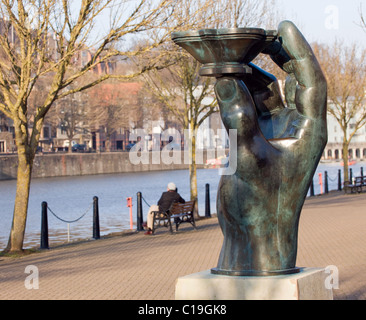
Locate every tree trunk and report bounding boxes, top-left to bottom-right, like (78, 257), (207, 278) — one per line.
(5, 149), (33, 252)
(68, 138), (73, 153)
(105, 137), (111, 152)
(343, 141), (350, 183)
(189, 130), (199, 219)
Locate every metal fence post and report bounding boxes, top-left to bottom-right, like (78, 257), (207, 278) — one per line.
(325, 171), (329, 194)
(338, 169), (342, 191)
(310, 179), (314, 197)
(136, 192), (144, 231)
(93, 196), (100, 240)
(41, 201), (49, 249)
(205, 183), (211, 217)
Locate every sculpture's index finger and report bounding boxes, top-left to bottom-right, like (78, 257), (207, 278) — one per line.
(278, 21), (327, 118)
(278, 21), (325, 88)
(278, 21), (313, 60)
(278, 21), (325, 87)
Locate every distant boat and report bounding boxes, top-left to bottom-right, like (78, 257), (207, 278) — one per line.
(206, 156), (227, 167)
(341, 160), (356, 166)
(320, 159), (334, 163)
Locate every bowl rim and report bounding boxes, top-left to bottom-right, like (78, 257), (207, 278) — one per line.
(172, 28), (278, 43)
(172, 27), (267, 40)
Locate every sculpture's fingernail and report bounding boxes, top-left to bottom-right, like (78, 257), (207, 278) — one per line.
(215, 79), (236, 102)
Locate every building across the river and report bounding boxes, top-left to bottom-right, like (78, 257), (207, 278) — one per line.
(323, 110), (366, 161)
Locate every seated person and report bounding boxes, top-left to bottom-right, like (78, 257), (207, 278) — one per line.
(145, 182), (185, 235)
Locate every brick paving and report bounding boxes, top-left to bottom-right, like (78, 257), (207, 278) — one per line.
(0, 191), (365, 300)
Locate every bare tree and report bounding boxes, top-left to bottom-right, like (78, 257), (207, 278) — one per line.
(360, 3), (366, 31)
(141, 52), (218, 215)
(57, 92), (88, 152)
(0, 0), (203, 253)
(213, 0), (278, 29)
(313, 41), (366, 182)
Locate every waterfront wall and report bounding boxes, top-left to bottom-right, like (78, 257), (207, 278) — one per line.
(0, 151), (215, 180)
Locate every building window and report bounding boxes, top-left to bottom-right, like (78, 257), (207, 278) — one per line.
(51, 127), (57, 138)
(43, 127), (50, 139)
(335, 149), (339, 159)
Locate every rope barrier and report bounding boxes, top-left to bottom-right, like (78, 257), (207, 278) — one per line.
(140, 194), (151, 208)
(42, 201), (95, 245)
(47, 202), (93, 224)
(327, 175), (338, 182)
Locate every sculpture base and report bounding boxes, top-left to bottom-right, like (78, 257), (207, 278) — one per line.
(211, 267), (300, 276)
(175, 268), (333, 300)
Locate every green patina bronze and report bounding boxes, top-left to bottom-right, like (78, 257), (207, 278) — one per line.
(172, 21), (327, 276)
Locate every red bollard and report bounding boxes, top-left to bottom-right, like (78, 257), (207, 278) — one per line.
(318, 172), (323, 194)
(127, 197), (133, 230)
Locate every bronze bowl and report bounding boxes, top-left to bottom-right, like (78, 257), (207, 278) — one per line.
(172, 28), (277, 77)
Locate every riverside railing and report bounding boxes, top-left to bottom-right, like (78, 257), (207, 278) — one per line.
(310, 167), (365, 196)
(39, 168), (354, 250)
(40, 196), (99, 249)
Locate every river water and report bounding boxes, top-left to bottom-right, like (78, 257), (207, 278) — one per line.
(0, 162), (364, 250)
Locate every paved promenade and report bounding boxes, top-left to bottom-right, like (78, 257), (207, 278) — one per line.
(0, 191), (365, 300)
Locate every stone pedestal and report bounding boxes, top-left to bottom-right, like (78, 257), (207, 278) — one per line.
(175, 268), (333, 300)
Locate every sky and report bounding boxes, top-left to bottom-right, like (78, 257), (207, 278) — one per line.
(277, 0), (365, 47)
(80, 0), (366, 50)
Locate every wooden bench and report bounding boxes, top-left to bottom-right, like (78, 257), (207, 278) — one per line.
(344, 176), (366, 194)
(151, 200), (196, 234)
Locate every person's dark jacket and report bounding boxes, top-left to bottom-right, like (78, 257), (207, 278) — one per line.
(158, 191), (185, 212)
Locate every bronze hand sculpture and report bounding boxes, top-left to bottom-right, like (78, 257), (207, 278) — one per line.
(173, 21), (327, 276)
